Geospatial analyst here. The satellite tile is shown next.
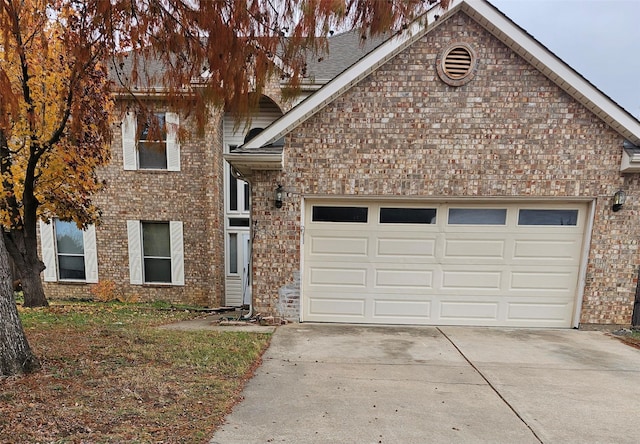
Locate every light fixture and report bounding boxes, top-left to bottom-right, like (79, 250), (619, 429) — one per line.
(275, 184), (283, 209)
(612, 190), (626, 212)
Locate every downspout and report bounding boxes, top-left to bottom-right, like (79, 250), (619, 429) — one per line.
(632, 267), (640, 328)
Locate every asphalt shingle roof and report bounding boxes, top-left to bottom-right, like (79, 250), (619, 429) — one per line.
(304, 29), (389, 82)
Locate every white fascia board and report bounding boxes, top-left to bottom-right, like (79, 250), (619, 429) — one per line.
(243, 2), (453, 150)
(224, 151), (284, 178)
(467, 0), (640, 145)
(224, 152), (283, 164)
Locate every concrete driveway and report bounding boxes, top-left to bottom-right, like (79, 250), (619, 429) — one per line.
(209, 324), (640, 444)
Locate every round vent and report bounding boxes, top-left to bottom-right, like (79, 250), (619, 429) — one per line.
(436, 42), (478, 87)
(443, 46), (472, 79)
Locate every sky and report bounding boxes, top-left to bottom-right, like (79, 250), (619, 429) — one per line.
(489, 0), (640, 119)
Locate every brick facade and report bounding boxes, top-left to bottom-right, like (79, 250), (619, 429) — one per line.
(41, 9), (640, 327)
(249, 12), (640, 326)
(44, 105), (226, 307)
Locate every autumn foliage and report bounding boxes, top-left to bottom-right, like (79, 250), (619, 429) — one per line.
(0, 0), (448, 309)
(0, 7), (112, 227)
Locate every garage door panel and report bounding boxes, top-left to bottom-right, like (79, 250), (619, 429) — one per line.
(375, 268), (433, 289)
(506, 302), (571, 322)
(439, 301), (500, 321)
(510, 269), (577, 292)
(376, 237), (436, 259)
(308, 267), (367, 287)
(441, 270), (502, 290)
(373, 299), (431, 319)
(309, 234), (368, 257)
(513, 238), (581, 262)
(308, 298), (366, 318)
(443, 238), (506, 259)
(303, 201), (587, 327)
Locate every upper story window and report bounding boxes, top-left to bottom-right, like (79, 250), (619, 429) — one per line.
(39, 219), (98, 283)
(138, 113), (167, 169)
(121, 111), (181, 171)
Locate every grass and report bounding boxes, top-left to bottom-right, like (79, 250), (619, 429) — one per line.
(0, 301), (272, 443)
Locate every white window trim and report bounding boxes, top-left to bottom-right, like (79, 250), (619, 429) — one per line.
(121, 111), (180, 171)
(127, 220), (184, 285)
(39, 220), (98, 283)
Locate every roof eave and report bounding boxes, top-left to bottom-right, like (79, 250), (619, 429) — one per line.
(111, 86), (195, 99)
(223, 151), (284, 179)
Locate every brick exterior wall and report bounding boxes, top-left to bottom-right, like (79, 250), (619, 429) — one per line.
(249, 12), (640, 326)
(43, 105), (226, 307)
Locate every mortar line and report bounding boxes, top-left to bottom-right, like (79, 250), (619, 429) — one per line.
(436, 327), (544, 444)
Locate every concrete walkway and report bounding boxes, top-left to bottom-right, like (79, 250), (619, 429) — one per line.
(209, 324), (640, 444)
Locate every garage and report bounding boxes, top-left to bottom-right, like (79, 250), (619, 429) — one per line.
(302, 201), (588, 327)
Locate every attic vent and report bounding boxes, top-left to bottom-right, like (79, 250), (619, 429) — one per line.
(436, 42), (478, 87)
(444, 47), (472, 79)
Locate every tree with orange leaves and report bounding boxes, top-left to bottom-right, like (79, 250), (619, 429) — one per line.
(0, 0), (447, 375)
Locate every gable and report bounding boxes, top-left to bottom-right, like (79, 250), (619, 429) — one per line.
(285, 10), (624, 185)
(234, 0), (640, 170)
(306, 12), (613, 140)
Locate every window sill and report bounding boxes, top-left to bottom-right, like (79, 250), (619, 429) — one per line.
(54, 280), (88, 285)
(132, 169), (172, 173)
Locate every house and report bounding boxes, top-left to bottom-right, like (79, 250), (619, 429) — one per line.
(41, 0), (640, 328)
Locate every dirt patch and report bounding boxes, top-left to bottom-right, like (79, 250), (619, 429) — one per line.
(611, 333), (640, 350)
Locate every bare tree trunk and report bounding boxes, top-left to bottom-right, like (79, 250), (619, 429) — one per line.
(0, 233), (40, 376)
(4, 231), (48, 308)
(0, 131), (48, 308)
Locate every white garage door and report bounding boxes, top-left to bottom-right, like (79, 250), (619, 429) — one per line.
(302, 201), (588, 327)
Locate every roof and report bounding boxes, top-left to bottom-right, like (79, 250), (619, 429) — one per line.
(109, 29), (381, 94)
(235, 0), (640, 167)
(303, 29), (389, 84)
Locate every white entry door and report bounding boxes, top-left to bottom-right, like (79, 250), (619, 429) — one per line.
(241, 233), (252, 305)
(302, 201), (588, 327)
(224, 230), (251, 307)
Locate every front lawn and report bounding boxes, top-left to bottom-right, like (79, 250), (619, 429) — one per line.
(0, 301), (271, 443)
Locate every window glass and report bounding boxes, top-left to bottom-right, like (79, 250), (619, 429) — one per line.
(312, 206), (368, 223)
(518, 209), (578, 226)
(448, 208), (507, 225)
(138, 113), (167, 169)
(55, 219), (85, 280)
(229, 233), (238, 274)
(58, 256), (86, 280)
(142, 222), (171, 283)
(244, 182), (250, 211)
(55, 220), (84, 254)
(138, 143), (167, 169)
(229, 169), (238, 211)
(142, 222), (171, 257)
(380, 208), (437, 224)
(229, 218), (250, 227)
(144, 258), (172, 283)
